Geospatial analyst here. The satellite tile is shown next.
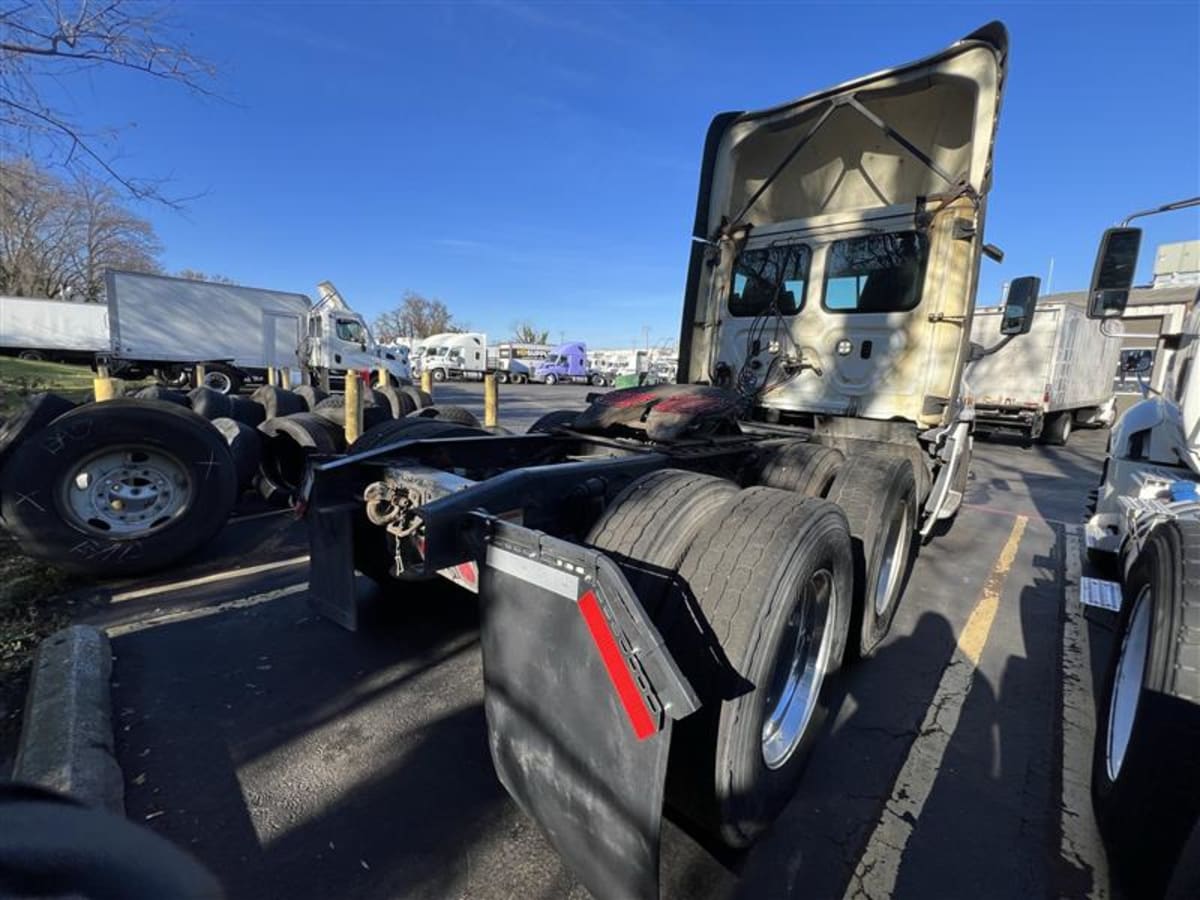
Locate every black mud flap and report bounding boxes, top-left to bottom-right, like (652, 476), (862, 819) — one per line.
(476, 517), (699, 900)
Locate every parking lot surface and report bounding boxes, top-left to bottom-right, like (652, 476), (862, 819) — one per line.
(88, 383), (1119, 899)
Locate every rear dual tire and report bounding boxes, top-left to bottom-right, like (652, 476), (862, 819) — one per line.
(588, 473), (853, 848)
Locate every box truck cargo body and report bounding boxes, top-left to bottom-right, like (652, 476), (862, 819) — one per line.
(0, 296), (110, 362)
(968, 298), (1121, 442)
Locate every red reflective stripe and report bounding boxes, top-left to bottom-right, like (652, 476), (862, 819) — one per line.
(577, 590), (657, 740)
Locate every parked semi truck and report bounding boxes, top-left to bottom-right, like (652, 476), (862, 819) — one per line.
(0, 272), (409, 393)
(968, 296), (1122, 443)
(533, 341), (605, 385)
(300, 24), (1032, 900)
(0, 296), (110, 363)
(1080, 197), (1200, 900)
(417, 332), (488, 381)
(493, 341), (552, 383)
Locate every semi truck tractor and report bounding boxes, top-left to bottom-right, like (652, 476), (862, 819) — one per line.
(533, 341), (605, 385)
(417, 332), (488, 381)
(302, 23), (1032, 900)
(1081, 197), (1200, 899)
(968, 296), (1122, 443)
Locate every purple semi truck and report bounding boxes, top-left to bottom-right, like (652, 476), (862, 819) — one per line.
(533, 341), (606, 385)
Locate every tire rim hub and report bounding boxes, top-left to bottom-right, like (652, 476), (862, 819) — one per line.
(1106, 585), (1151, 781)
(874, 503), (913, 616)
(63, 447), (191, 537)
(762, 568), (836, 770)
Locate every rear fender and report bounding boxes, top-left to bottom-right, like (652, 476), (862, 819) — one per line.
(468, 515), (699, 900)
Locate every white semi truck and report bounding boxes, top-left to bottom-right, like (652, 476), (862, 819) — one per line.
(300, 23), (1044, 900)
(0, 272), (409, 392)
(968, 297), (1122, 443)
(415, 332), (489, 381)
(1080, 197), (1200, 900)
(493, 341), (552, 383)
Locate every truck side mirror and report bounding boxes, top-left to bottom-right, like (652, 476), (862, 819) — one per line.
(1000, 276), (1041, 335)
(1087, 227), (1141, 319)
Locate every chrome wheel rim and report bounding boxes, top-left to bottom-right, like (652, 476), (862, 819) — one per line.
(874, 503), (912, 616)
(61, 446), (192, 537)
(1107, 585), (1151, 781)
(203, 370), (233, 394)
(762, 569), (835, 770)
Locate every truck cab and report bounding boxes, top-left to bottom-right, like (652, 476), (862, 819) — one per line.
(307, 282), (410, 384)
(534, 341), (603, 385)
(420, 332), (488, 381)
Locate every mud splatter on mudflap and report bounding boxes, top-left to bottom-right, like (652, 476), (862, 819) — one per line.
(477, 517), (699, 900)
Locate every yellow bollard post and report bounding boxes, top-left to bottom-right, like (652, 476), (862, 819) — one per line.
(376, 365), (390, 389)
(420, 369), (433, 397)
(484, 373), (498, 428)
(279, 368), (292, 390)
(344, 371), (364, 445)
(266, 366), (277, 388)
(93, 363), (117, 402)
(194, 363), (206, 390)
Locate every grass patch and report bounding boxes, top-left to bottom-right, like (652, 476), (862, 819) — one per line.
(0, 534), (78, 770)
(0, 357), (150, 417)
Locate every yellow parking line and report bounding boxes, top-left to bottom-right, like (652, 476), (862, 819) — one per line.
(957, 515), (1028, 664)
(843, 513), (1029, 899)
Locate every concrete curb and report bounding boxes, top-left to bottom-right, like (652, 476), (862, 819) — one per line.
(13, 624), (124, 814)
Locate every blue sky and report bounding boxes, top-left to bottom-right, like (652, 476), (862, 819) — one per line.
(42, 1), (1200, 347)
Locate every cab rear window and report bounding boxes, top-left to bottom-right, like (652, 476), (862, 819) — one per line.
(822, 232), (929, 313)
(729, 244), (810, 317)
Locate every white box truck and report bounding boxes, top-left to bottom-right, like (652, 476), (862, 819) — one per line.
(0, 296), (110, 363)
(492, 341), (551, 383)
(3, 271), (410, 393)
(968, 296), (1122, 443)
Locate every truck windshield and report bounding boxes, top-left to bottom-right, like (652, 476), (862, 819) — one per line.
(730, 244), (810, 317)
(336, 319), (367, 342)
(822, 231), (929, 313)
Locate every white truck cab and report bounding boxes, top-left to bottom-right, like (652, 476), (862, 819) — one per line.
(308, 282), (410, 384)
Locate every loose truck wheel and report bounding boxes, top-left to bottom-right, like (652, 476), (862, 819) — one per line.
(187, 386), (233, 421)
(257, 412), (344, 493)
(827, 455), (917, 657)
(292, 385), (329, 411)
(210, 417), (262, 490)
(670, 487), (852, 847)
(348, 418), (487, 454)
(0, 393), (76, 471)
(227, 396), (266, 428)
(755, 442), (844, 497)
(1093, 519), (1200, 899)
(1041, 411), (1072, 446)
(376, 385), (417, 419)
(132, 386), (190, 406)
(526, 410), (578, 433)
(250, 385), (307, 420)
(311, 395), (390, 431)
(0, 400), (238, 576)
(409, 405), (481, 427)
(400, 386), (434, 409)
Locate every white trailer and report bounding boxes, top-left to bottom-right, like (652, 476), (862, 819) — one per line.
(968, 297), (1122, 443)
(492, 342), (551, 383)
(0, 296), (110, 363)
(103, 271), (409, 392)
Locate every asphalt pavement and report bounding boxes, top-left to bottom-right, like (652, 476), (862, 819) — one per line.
(90, 383), (1121, 900)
